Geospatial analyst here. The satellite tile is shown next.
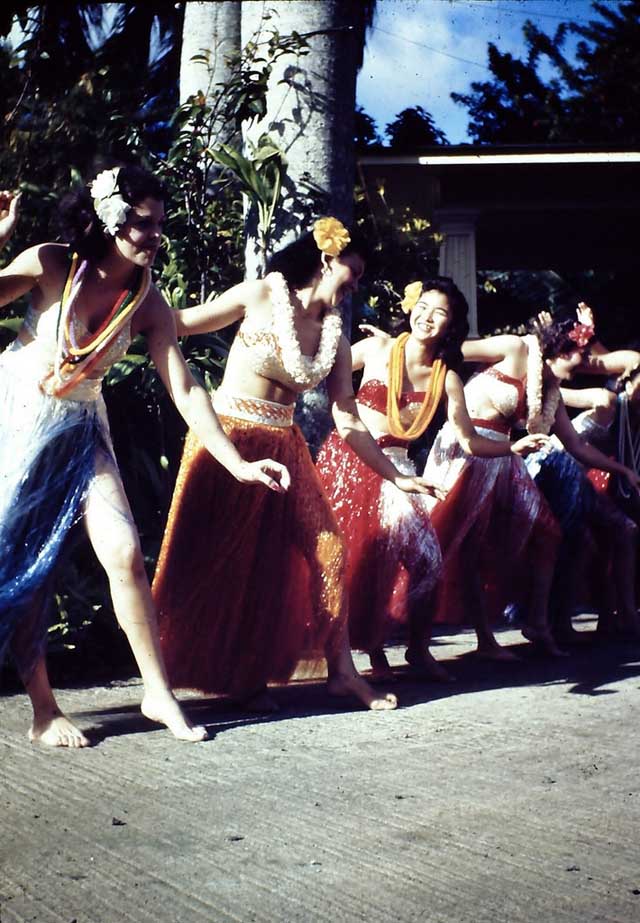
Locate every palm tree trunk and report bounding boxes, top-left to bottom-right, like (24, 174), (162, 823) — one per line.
(241, 0), (365, 276)
(180, 0), (241, 144)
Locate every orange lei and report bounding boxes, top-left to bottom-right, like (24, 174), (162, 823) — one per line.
(386, 333), (447, 440)
(41, 253), (150, 398)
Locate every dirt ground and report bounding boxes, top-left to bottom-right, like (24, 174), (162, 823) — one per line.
(2, 621), (640, 923)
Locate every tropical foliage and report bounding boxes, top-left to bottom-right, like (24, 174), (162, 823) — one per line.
(452, 0), (640, 145)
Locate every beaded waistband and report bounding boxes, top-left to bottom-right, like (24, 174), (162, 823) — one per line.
(213, 390), (294, 427)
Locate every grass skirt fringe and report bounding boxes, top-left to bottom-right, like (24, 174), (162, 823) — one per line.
(316, 430), (442, 653)
(425, 422), (561, 624)
(153, 416), (347, 695)
(0, 343), (111, 677)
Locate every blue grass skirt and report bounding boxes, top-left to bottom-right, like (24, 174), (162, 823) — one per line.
(0, 340), (113, 678)
(525, 446), (595, 537)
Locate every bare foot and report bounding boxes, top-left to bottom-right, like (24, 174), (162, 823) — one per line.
(475, 644), (521, 663)
(522, 625), (568, 657)
(405, 646), (453, 682)
(327, 671), (397, 710)
(233, 688), (280, 714)
(141, 690), (208, 742)
(29, 711), (90, 748)
(369, 649), (397, 684)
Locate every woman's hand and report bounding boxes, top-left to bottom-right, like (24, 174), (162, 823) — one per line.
(234, 458), (291, 493)
(510, 433), (551, 457)
(358, 323), (390, 340)
(393, 474), (445, 498)
(577, 301), (595, 327)
(0, 190), (20, 247)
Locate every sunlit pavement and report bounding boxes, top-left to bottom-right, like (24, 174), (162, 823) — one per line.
(2, 619), (640, 923)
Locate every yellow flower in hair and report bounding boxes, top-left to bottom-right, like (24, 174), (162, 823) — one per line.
(313, 217), (351, 257)
(400, 280), (423, 314)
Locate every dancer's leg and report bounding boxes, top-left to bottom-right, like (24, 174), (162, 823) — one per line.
(26, 655), (89, 747)
(290, 468), (396, 710)
(12, 590), (90, 747)
(595, 499), (639, 635)
(458, 529), (519, 661)
(405, 588), (453, 680)
(83, 460), (206, 741)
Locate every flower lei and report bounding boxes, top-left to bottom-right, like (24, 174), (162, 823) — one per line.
(524, 334), (561, 434)
(89, 167), (131, 236)
(268, 271), (343, 389)
(40, 251), (149, 398)
(386, 332), (447, 440)
(312, 217), (350, 257)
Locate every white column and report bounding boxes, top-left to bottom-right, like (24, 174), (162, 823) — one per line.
(436, 209), (479, 337)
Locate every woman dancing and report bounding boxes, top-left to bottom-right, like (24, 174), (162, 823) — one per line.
(425, 313), (640, 650)
(0, 168), (286, 747)
(316, 278), (549, 681)
(526, 313), (640, 640)
(152, 220), (434, 712)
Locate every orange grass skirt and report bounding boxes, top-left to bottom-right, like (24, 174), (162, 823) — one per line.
(153, 414), (347, 695)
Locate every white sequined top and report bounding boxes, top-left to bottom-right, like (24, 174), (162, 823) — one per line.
(19, 302), (132, 401)
(464, 366), (527, 428)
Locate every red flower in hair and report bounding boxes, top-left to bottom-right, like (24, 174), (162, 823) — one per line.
(567, 322), (594, 348)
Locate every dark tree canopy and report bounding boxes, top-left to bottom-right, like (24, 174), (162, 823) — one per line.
(385, 105), (448, 151)
(453, 0), (640, 145)
(354, 105), (384, 153)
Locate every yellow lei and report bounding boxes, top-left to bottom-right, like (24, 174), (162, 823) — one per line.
(386, 332), (447, 440)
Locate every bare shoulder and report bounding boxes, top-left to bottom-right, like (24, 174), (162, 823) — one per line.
(245, 277), (274, 313)
(134, 284), (174, 335)
(444, 368), (464, 395)
(359, 333), (393, 364)
(2, 241), (68, 279)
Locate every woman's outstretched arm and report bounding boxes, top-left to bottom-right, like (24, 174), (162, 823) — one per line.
(173, 279), (269, 336)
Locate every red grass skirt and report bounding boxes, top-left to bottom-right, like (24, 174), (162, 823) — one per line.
(316, 430), (442, 652)
(424, 422), (561, 623)
(153, 413), (346, 695)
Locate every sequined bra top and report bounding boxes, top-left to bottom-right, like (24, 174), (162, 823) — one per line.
(357, 378), (427, 414)
(356, 378), (428, 445)
(20, 302), (133, 400)
(464, 366), (526, 427)
(234, 313), (290, 386)
(233, 274), (341, 394)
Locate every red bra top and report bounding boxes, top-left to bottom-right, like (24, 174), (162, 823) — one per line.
(356, 378), (426, 414)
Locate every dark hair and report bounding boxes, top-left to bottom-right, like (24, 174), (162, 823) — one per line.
(57, 163), (165, 261)
(417, 276), (469, 369)
(529, 313), (581, 360)
(265, 226), (369, 289)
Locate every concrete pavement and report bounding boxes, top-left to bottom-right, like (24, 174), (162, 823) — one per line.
(1, 622), (640, 923)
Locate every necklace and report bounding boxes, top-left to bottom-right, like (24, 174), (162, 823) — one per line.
(268, 272), (342, 389)
(41, 252), (149, 397)
(524, 334), (560, 434)
(386, 333), (447, 440)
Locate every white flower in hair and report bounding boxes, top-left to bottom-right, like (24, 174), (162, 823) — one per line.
(89, 167), (131, 236)
(98, 196), (131, 236)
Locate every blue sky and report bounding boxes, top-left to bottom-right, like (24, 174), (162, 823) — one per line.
(357, 0), (604, 143)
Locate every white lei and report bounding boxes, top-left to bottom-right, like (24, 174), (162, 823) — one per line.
(524, 334), (560, 434)
(267, 271), (343, 389)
